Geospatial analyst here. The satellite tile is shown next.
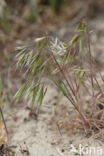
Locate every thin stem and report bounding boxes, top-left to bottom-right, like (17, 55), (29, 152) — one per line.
(50, 52), (89, 130)
(0, 107), (8, 136)
(86, 21), (95, 110)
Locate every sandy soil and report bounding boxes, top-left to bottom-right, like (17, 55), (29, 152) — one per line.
(6, 83), (104, 156)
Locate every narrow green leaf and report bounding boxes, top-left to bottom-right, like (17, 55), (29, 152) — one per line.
(70, 35), (80, 46)
(15, 83), (29, 102)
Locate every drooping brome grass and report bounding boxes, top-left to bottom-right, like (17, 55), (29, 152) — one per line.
(15, 21), (104, 135)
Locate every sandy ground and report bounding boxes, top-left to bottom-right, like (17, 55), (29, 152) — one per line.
(6, 84), (104, 156)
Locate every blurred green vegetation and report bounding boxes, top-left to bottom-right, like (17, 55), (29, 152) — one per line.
(0, 0), (68, 34)
(48, 0), (68, 13)
(0, 0), (102, 39)
(0, 0), (11, 34)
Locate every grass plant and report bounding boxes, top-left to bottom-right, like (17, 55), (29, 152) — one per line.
(15, 20), (104, 136)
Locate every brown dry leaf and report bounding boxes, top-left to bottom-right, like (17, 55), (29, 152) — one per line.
(0, 121), (7, 146)
(0, 91), (4, 108)
(0, 91), (7, 146)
